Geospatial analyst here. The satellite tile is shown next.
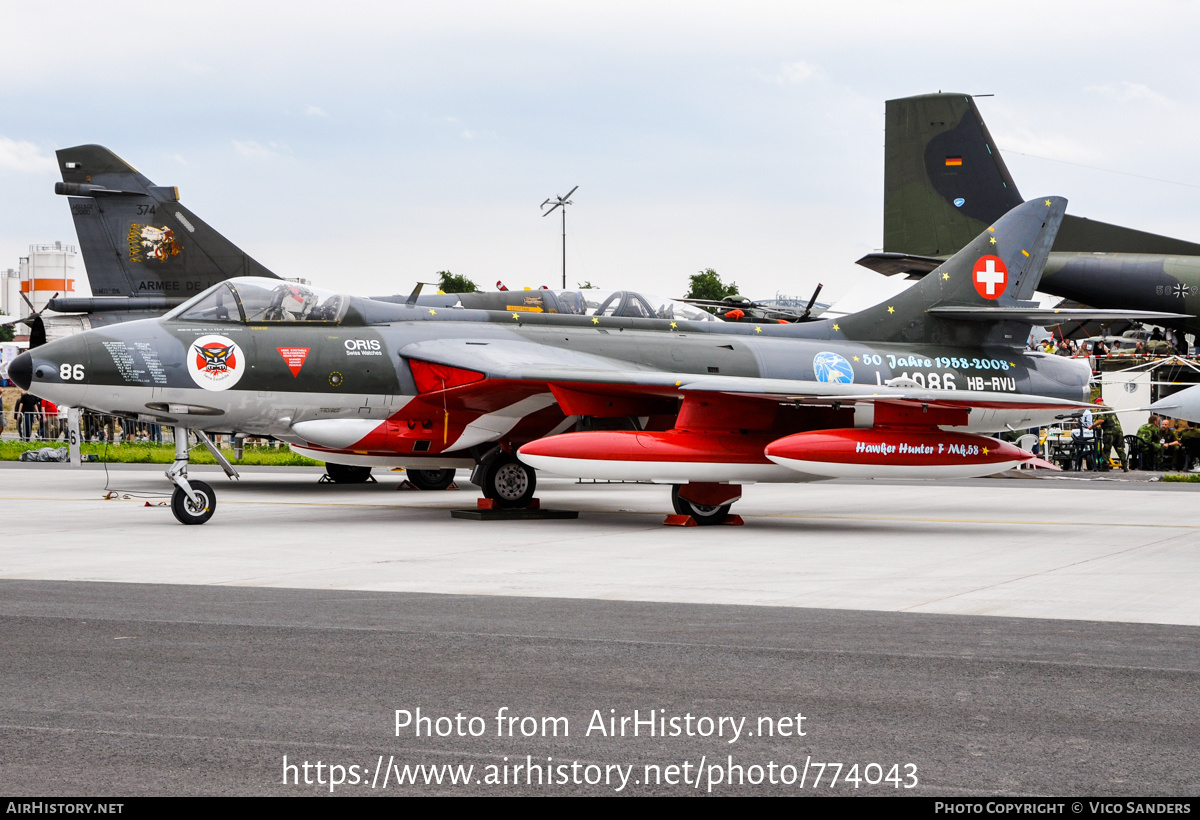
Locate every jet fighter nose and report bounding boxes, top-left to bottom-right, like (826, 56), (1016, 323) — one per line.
(9, 351), (32, 391)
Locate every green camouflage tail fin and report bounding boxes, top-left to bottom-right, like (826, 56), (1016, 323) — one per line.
(883, 93), (1022, 256)
(55, 145), (279, 300)
(840, 197), (1066, 347)
(883, 93), (1200, 257)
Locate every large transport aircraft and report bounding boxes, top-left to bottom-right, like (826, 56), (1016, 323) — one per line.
(859, 92), (1200, 339)
(14, 195), (1183, 526)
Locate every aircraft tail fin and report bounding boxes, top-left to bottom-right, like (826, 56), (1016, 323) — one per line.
(840, 196), (1066, 347)
(883, 93), (1200, 257)
(55, 145), (279, 301)
(884, 93), (1022, 256)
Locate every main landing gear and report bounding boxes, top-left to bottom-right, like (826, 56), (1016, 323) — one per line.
(669, 483), (742, 526)
(323, 463), (374, 484)
(166, 426), (238, 525)
(406, 468), (457, 491)
(472, 452), (537, 509)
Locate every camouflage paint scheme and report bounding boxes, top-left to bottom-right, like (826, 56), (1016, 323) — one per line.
(866, 92), (1200, 336)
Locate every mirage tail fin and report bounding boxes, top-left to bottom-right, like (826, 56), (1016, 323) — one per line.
(55, 145), (279, 302)
(839, 196), (1066, 347)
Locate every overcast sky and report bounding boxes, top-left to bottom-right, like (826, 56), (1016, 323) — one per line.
(3, 1), (1199, 306)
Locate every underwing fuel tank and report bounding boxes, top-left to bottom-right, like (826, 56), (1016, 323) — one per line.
(764, 428), (1035, 479)
(518, 430), (795, 483)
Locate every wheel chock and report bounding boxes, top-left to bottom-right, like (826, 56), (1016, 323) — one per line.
(398, 480), (460, 491)
(663, 514), (744, 527)
(477, 497), (540, 510)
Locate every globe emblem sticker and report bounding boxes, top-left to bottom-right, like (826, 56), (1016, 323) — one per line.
(187, 334), (246, 391)
(814, 351), (855, 384)
(953, 197), (965, 207)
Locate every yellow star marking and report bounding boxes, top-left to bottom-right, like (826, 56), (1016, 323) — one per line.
(853, 355), (860, 362)
(983, 446), (990, 456)
(1044, 199), (1052, 206)
(512, 313), (520, 320)
(670, 321), (678, 330)
(427, 309), (436, 315)
(942, 272), (949, 280)
(989, 237), (996, 245)
(832, 323), (840, 331)
(591, 317), (599, 325)
(1008, 361), (1016, 367)
(887, 306), (895, 314)
(755, 326), (762, 333)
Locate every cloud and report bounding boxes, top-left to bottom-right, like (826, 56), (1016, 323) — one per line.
(762, 60), (825, 86)
(0, 137), (56, 173)
(1085, 81), (1176, 107)
(305, 104), (328, 117)
(232, 140), (291, 159)
(461, 129), (497, 140)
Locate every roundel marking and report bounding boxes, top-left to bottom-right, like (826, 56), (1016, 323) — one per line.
(187, 334), (246, 391)
(972, 254), (1008, 300)
(813, 351), (855, 384)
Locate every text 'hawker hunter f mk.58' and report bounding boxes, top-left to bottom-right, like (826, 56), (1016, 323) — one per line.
(15, 196), (1149, 525)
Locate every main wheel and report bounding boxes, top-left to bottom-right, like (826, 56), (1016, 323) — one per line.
(407, 468), (456, 491)
(171, 480), (216, 525)
(325, 463), (373, 483)
(670, 484), (730, 526)
(481, 455), (537, 508)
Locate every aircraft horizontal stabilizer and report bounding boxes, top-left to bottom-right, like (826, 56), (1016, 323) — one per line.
(926, 307), (1193, 323)
(855, 252), (944, 278)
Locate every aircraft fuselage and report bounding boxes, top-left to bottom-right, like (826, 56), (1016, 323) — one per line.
(17, 296), (1091, 469)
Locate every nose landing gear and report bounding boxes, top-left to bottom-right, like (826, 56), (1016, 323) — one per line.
(165, 426), (239, 525)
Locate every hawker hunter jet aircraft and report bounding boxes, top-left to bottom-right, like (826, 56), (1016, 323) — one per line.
(15, 196), (1175, 526)
(860, 92), (1200, 339)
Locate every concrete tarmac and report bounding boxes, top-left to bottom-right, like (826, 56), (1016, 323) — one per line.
(1, 463), (1198, 624)
(1, 463), (1198, 796)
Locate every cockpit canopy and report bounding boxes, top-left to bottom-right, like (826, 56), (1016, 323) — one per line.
(165, 278), (346, 324)
(436, 288), (721, 322)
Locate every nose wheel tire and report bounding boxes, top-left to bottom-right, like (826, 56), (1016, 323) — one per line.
(671, 484), (731, 526)
(480, 455), (537, 509)
(171, 480), (216, 525)
(407, 468), (456, 491)
(324, 463), (373, 483)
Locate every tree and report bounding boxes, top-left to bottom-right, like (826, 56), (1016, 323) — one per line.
(685, 268), (738, 301)
(437, 271), (478, 294)
(0, 322), (13, 343)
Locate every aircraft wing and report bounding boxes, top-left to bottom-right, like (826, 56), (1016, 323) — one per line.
(400, 338), (1089, 414)
(399, 339), (682, 387)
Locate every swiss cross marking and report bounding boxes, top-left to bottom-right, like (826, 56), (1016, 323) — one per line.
(972, 255), (1008, 300)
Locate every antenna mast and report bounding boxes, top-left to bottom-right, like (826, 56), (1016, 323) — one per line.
(540, 185), (578, 289)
